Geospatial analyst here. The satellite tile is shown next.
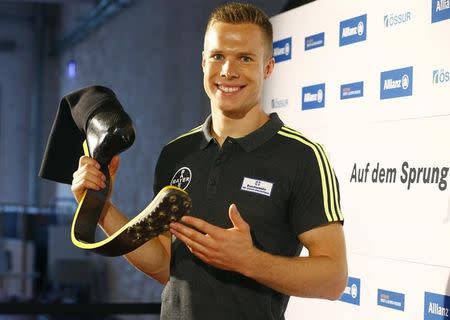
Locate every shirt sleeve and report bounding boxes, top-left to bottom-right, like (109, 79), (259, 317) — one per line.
(289, 144), (344, 236)
(153, 146), (169, 197)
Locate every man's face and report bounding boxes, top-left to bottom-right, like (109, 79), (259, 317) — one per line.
(202, 22), (274, 118)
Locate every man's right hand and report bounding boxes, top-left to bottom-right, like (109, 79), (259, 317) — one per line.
(71, 154), (170, 283)
(71, 155), (120, 203)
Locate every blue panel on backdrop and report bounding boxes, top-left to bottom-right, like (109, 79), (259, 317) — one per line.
(301, 83), (325, 110)
(273, 37), (292, 63)
(340, 81), (364, 99)
(431, 0), (450, 23)
(380, 66), (413, 99)
(424, 292), (450, 320)
(377, 289), (405, 311)
(305, 32), (324, 51)
(339, 14), (367, 46)
(339, 277), (361, 305)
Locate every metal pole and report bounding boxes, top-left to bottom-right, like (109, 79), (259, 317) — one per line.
(22, 3), (45, 298)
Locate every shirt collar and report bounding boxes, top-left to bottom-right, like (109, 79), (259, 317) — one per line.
(200, 115), (214, 149)
(200, 112), (284, 151)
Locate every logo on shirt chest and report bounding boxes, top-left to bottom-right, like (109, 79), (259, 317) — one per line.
(170, 167), (192, 190)
(241, 177), (273, 197)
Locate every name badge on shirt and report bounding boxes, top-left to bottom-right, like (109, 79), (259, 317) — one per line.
(241, 177), (273, 197)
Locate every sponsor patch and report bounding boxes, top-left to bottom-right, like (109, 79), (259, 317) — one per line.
(339, 277), (361, 305)
(271, 97), (289, 109)
(432, 0), (450, 23)
(384, 11), (412, 27)
(273, 37), (292, 63)
(305, 32), (324, 51)
(424, 292), (450, 320)
(339, 14), (367, 46)
(170, 167), (192, 190)
(241, 177), (273, 197)
(302, 83), (325, 110)
(433, 69), (450, 84)
(341, 81), (364, 100)
(377, 289), (405, 311)
(380, 66), (413, 99)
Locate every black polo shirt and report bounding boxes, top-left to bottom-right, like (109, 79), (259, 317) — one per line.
(154, 113), (343, 320)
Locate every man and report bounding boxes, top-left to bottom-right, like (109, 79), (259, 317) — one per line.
(71, 2), (347, 319)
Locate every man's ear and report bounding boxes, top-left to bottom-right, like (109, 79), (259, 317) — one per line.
(264, 57), (275, 80)
(201, 51), (206, 72)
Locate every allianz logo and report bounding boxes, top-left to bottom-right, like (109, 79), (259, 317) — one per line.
(384, 74), (410, 90)
(273, 42), (290, 57)
(433, 69), (450, 83)
(304, 89), (323, 103)
(344, 283), (359, 299)
(428, 302), (449, 317)
(435, 0), (450, 12)
(342, 21), (364, 37)
(384, 11), (411, 27)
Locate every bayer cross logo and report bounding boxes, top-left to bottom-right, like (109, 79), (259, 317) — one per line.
(170, 167), (192, 190)
(401, 74), (409, 89)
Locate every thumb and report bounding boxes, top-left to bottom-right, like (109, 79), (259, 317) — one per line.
(228, 204), (249, 231)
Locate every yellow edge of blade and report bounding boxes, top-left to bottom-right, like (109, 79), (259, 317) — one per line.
(71, 181), (187, 250)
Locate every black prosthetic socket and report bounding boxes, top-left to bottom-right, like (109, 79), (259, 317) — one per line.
(85, 102), (135, 168)
(40, 85), (192, 256)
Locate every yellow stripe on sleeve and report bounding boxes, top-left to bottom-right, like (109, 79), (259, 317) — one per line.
(278, 127), (343, 222)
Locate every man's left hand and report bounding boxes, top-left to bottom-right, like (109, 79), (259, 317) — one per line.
(169, 204), (256, 273)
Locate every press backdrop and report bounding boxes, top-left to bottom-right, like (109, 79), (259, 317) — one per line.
(263, 1), (450, 319)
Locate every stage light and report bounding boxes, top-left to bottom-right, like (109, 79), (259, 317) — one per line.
(67, 59), (76, 78)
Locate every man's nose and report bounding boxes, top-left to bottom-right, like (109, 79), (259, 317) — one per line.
(220, 60), (239, 79)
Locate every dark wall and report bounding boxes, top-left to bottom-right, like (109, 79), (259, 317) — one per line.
(0, 0), (287, 309)
(0, 3), (33, 204)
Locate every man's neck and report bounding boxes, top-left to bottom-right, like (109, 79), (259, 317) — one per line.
(210, 107), (269, 146)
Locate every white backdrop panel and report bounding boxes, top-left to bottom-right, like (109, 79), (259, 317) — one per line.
(265, 0), (450, 319)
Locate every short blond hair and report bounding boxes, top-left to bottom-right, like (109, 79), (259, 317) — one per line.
(206, 2), (273, 57)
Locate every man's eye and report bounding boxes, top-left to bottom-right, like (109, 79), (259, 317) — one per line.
(241, 56), (252, 62)
(212, 54), (223, 60)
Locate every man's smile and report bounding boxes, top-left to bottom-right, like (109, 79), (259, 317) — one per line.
(216, 83), (246, 94)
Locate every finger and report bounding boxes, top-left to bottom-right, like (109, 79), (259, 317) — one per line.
(170, 226), (211, 256)
(77, 163), (105, 178)
(228, 204), (249, 231)
(78, 155), (100, 169)
(73, 170), (106, 190)
(71, 176), (104, 203)
(170, 222), (215, 247)
(190, 250), (211, 265)
(73, 165), (105, 188)
(74, 164), (106, 183)
(180, 216), (224, 237)
(72, 174), (104, 191)
(71, 178), (102, 192)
